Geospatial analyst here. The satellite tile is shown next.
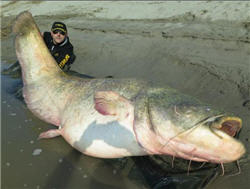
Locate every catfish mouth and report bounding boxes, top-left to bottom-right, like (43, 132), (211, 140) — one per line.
(209, 116), (242, 137)
(175, 116), (244, 163)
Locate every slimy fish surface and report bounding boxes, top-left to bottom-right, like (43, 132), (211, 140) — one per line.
(14, 11), (245, 164)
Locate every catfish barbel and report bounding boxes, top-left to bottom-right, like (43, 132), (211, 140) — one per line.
(13, 11), (245, 164)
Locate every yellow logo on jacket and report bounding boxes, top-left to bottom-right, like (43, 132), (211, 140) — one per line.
(59, 54), (70, 68)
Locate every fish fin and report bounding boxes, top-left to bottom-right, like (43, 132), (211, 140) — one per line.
(94, 91), (133, 120)
(13, 11), (38, 36)
(38, 129), (61, 140)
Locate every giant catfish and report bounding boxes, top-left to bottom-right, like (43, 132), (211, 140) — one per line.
(13, 11), (245, 164)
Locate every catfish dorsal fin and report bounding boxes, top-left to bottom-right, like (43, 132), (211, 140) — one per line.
(94, 91), (133, 120)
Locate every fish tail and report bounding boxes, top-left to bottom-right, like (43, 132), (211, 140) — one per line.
(13, 11), (62, 85)
(13, 11), (39, 36)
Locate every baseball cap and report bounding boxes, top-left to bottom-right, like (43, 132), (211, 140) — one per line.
(51, 22), (67, 33)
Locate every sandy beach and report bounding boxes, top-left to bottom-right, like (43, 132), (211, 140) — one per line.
(1, 1), (250, 189)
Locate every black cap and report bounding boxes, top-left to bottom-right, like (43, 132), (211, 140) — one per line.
(51, 22), (67, 33)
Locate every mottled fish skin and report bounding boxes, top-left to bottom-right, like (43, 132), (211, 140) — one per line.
(14, 11), (245, 163)
(134, 88), (244, 163)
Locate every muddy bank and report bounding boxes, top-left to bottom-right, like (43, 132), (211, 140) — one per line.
(1, 1), (250, 189)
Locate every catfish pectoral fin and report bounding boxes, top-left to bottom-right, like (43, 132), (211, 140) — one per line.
(94, 91), (133, 120)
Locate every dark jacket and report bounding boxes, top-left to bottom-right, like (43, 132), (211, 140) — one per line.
(43, 32), (76, 71)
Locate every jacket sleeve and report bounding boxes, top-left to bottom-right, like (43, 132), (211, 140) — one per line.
(58, 47), (76, 69)
(43, 32), (51, 46)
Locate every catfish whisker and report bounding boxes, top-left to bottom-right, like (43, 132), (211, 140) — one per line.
(184, 114), (225, 136)
(160, 121), (203, 150)
(220, 163), (225, 176)
(198, 162), (206, 169)
(209, 125), (223, 139)
(225, 160), (241, 177)
(235, 160), (241, 175)
(172, 156), (175, 168)
(163, 114), (225, 145)
(187, 159), (192, 175)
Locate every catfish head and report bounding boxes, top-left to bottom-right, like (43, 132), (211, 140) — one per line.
(134, 88), (245, 163)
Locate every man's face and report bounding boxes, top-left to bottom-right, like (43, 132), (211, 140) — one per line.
(51, 30), (67, 44)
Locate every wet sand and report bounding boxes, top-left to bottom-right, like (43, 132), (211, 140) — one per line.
(1, 1), (250, 189)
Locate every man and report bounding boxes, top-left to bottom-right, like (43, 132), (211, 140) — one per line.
(43, 21), (76, 71)
(4, 21), (76, 75)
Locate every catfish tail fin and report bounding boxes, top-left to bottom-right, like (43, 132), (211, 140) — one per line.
(13, 11), (39, 36)
(13, 11), (62, 84)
